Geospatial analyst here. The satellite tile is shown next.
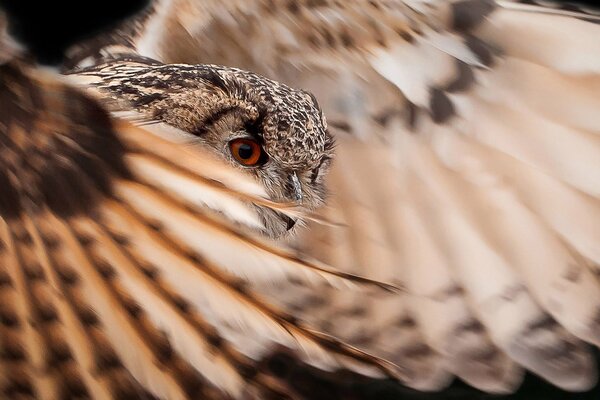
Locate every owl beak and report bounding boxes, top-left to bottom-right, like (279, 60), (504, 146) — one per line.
(289, 172), (303, 203)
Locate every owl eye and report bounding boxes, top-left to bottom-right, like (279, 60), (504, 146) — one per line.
(228, 138), (266, 167)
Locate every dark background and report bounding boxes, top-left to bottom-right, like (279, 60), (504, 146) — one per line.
(0, 0), (150, 64)
(2, 0), (599, 398)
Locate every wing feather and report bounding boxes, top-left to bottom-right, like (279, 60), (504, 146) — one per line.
(137, 0), (600, 393)
(0, 58), (403, 399)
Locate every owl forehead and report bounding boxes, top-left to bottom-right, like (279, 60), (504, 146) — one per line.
(92, 62), (332, 169)
(215, 66), (331, 170)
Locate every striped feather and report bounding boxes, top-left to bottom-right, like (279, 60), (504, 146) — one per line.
(129, 0), (600, 393)
(0, 56), (404, 399)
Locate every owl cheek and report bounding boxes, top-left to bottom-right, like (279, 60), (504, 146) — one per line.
(255, 206), (296, 238)
(307, 183), (328, 208)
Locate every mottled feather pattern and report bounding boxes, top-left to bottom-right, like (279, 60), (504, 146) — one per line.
(109, 0), (600, 394)
(2, 0), (600, 399)
(71, 60), (332, 170)
(66, 56), (338, 238)
(0, 53), (402, 399)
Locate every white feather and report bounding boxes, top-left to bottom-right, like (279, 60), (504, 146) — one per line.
(480, 7), (600, 74)
(125, 153), (263, 229)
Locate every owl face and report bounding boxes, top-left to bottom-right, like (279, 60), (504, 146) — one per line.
(190, 106), (334, 238)
(84, 61), (334, 237)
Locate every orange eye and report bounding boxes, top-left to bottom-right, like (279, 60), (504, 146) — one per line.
(228, 138), (265, 167)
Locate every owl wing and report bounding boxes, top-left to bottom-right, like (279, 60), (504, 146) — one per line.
(0, 43), (408, 400)
(134, 0), (600, 394)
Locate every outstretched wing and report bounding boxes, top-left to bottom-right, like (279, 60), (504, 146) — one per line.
(122, 0), (600, 393)
(0, 45), (405, 400)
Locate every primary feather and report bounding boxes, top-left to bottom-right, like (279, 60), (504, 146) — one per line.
(0, 17), (403, 399)
(60, 0), (600, 394)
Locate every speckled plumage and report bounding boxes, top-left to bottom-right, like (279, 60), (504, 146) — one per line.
(74, 61), (331, 169)
(61, 0), (600, 395)
(0, 5), (401, 400)
(69, 58), (334, 237)
(4, 0), (600, 399)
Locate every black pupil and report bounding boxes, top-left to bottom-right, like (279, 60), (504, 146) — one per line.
(238, 143), (255, 159)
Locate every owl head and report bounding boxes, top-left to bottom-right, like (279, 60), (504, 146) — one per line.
(79, 60), (335, 237)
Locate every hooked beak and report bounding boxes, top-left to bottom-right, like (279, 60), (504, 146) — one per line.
(289, 171), (303, 203)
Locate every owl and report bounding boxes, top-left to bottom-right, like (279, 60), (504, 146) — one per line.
(69, 61), (335, 238)
(2, 0), (600, 399)
(0, 6), (399, 400)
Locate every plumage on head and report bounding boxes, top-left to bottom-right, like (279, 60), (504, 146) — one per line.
(71, 59), (335, 237)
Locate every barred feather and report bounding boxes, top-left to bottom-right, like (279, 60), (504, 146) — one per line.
(107, 0), (600, 394)
(4, 0), (600, 397)
(0, 57), (402, 399)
